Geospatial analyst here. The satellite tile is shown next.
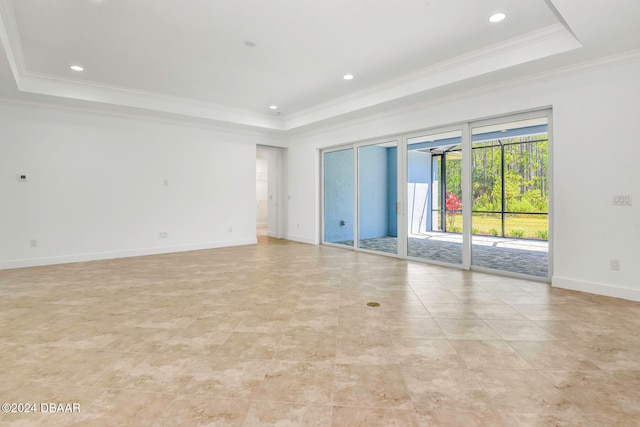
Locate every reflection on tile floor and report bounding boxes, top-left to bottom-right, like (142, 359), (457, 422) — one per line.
(1, 236), (639, 426)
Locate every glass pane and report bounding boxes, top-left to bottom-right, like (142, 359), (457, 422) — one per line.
(471, 117), (549, 277)
(504, 213), (548, 240)
(432, 156), (442, 210)
(407, 130), (463, 264)
(430, 210), (443, 232)
(444, 151), (462, 233)
(471, 213), (502, 237)
(323, 149), (354, 246)
(503, 140), (549, 214)
(358, 142), (398, 254)
(472, 145), (502, 212)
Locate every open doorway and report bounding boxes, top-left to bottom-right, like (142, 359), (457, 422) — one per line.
(256, 146), (283, 239)
(256, 156), (268, 236)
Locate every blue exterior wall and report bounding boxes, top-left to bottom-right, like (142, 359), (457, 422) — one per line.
(408, 150), (431, 183)
(407, 150), (432, 233)
(359, 146), (389, 239)
(323, 149), (354, 242)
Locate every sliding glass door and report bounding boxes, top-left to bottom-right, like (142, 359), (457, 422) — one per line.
(322, 110), (551, 279)
(357, 140), (399, 255)
(323, 148), (354, 247)
(470, 116), (550, 277)
(405, 130), (464, 265)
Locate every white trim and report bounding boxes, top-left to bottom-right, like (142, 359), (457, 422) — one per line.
(547, 112), (555, 281)
(3, 0), (639, 134)
(284, 24), (580, 129)
(407, 256), (466, 270)
(553, 276), (640, 302)
(0, 0), (588, 132)
(0, 97), (287, 142)
(0, 0), (22, 83)
(461, 123), (472, 269)
(472, 265), (549, 283)
(284, 234), (318, 245)
(0, 239), (257, 270)
(286, 50), (640, 140)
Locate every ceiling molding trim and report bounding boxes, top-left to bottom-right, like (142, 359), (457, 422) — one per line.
(0, 0), (24, 85)
(0, 1), (284, 131)
(1, 0), (580, 132)
(287, 49), (640, 141)
(283, 23), (582, 130)
(0, 95), (288, 141)
(15, 71), (285, 130)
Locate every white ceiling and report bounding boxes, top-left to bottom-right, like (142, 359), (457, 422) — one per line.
(1, 0), (639, 131)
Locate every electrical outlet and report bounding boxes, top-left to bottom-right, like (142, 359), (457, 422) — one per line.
(158, 232), (168, 238)
(610, 259), (620, 271)
(30, 239), (37, 248)
(228, 227), (233, 233)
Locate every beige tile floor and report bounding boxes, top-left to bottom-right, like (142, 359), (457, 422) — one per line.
(1, 236), (640, 426)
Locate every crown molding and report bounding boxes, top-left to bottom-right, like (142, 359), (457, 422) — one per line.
(283, 23), (582, 130)
(287, 48), (640, 141)
(0, 0), (22, 82)
(1, 0), (581, 133)
(0, 95), (287, 141)
(16, 70), (285, 130)
(0, 0), (284, 131)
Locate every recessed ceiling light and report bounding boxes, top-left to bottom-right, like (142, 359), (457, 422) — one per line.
(70, 65), (84, 71)
(489, 13), (506, 23)
(269, 105), (278, 110)
(343, 74), (354, 80)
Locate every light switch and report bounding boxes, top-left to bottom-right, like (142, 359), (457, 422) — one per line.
(612, 194), (632, 206)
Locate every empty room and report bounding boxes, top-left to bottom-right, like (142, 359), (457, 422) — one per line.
(1, 0), (639, 426)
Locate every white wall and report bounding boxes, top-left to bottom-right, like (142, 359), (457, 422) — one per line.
(2, 57), (638, 302)
(0, 102), (281, 269)
(285, 57), (640, 301)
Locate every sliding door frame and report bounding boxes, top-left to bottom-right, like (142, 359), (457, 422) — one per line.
(320, 108), (552, 282)
(468, 109), (553, 281)
(402, 124), (469, 268)
(354, 136), (403, 258)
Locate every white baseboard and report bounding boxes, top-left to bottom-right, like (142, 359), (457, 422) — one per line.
(0, 238), (257, 270)
(284, 234), (318, 245)
(552, 276), (640, 302)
